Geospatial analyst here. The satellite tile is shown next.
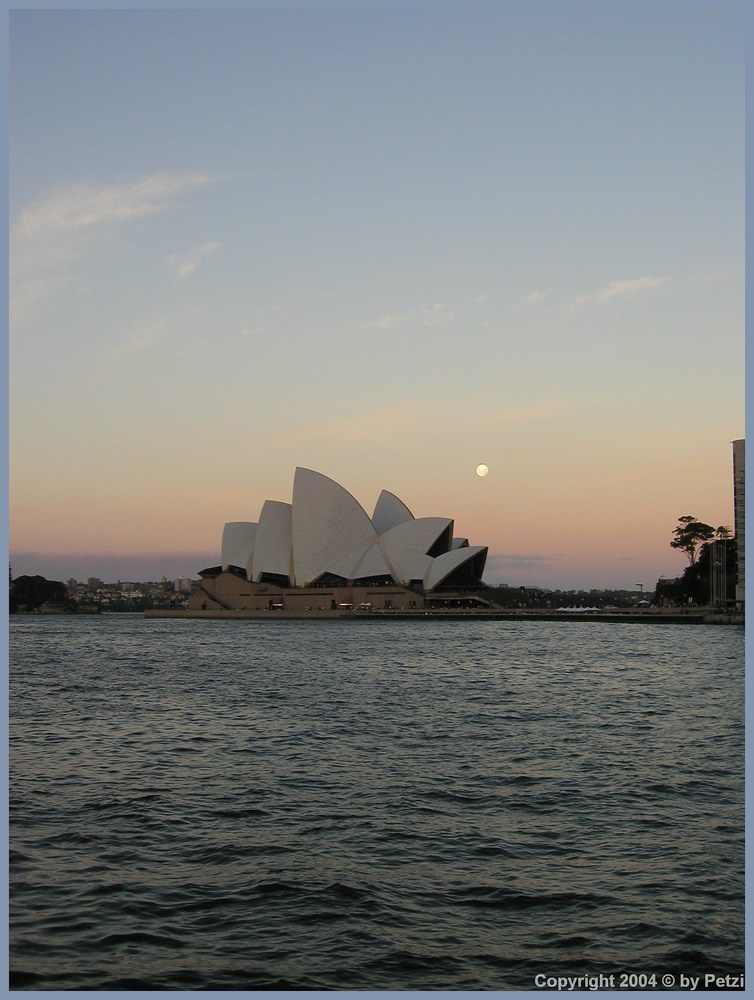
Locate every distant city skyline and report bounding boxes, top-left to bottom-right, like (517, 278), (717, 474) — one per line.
(9, 7), (744, 592)
(10, 548), (690, 594)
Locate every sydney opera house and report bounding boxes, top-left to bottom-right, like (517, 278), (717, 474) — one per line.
(190, 467), (492, 613)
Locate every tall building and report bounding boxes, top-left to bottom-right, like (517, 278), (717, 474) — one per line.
(732, 439), (745, 609)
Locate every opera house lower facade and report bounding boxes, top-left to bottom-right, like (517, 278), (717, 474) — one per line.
(190, 467), (492, 613)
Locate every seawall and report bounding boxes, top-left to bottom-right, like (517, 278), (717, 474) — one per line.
(145, 608), (744, 625)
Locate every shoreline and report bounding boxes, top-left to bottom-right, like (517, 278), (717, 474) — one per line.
(144, 608), (743, 625)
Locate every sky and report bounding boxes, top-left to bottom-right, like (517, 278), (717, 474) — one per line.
(8, 4), (745, 591)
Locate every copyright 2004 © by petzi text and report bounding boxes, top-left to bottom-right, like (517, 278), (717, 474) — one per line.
(534, 972), (744, 990)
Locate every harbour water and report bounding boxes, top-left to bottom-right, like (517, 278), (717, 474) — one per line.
(10, 615), (744, 991)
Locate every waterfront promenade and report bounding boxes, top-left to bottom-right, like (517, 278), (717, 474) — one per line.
(145, 607), (743, 625)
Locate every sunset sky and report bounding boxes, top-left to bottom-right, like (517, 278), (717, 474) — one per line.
(9, 5), (744, 591)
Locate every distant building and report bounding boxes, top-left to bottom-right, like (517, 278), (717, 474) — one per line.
(732, 439), (745, 609)
(191, 467), (491, 612)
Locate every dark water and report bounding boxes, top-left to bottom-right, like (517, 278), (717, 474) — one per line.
(10, 615), (744, 991)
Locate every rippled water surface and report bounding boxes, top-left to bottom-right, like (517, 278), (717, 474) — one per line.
(10, 615), (744, 990)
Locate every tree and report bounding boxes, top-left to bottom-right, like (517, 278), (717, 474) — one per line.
(670, 515), (715, 566)
(657, 537), (736, 606)
(10, 575), (69, 613)
(715, 525), (732, 540)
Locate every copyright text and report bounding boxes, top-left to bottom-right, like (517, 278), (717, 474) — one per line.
(534, 972), (744, 990)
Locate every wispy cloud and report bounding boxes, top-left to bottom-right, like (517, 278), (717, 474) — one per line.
(572, 275), (671, 306)
(361, 294), (495, 331)
(13, 172), (216, 247)
(11, 172), (219, 321)
(99, 314), (173, 374)
(480, 397), (585, 430)
(275, 401), (428, 445)
(362, 302), (454, 331)
(166, 241), (221, 279)
(274, 395), (583, 448)
(516, 288), (556, 308)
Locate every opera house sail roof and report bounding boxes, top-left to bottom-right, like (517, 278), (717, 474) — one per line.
(216, 467), (487, 593)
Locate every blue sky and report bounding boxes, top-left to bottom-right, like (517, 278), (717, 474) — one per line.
(9, 5), (744, 589)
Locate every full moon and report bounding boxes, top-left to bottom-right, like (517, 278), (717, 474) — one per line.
(476, 464), (489, 477)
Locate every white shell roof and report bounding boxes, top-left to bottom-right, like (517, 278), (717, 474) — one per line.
(379, 517), (453, 584)
(424, 545), (488, 592)
(372, 489), (414, 535)
(251, 500), (292, 583)
(350, 540), (394, 581)
(393, 550), (433, 585)
(218, 469), (487, 592)
(221, 522), (257, 578)
(291, 467), (377, 586)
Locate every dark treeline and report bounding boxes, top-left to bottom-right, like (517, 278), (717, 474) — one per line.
(655, 538), (737, 607)
(9, 575), (72, 613)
